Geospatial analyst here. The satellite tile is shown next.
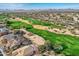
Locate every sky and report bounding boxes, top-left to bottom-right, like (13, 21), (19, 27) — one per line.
(0, 3), (79, 9)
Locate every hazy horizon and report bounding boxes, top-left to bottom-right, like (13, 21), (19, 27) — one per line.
(0, 3), (79, 10)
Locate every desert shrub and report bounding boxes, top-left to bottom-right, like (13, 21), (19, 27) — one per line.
(38, 45), (46, 53)
(53, 43), (65, 53)
(38, 40), (54, 54)
(44, 40), (54, 51)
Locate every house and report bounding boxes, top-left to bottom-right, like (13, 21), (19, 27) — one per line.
(0, 33), (32, 49)
(0, 33), (33, 56)
(0, 27), (9, 36)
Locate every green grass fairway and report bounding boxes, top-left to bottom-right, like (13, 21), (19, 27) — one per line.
(7, 20), (79, 56)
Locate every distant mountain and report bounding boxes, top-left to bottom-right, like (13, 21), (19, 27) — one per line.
(0, 9), (79, 13)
